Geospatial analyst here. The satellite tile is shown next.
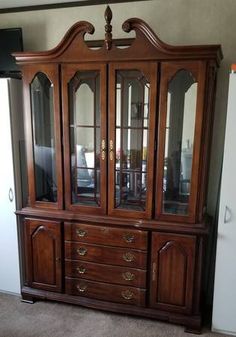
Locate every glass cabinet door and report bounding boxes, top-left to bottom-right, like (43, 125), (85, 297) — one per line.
(108, 62), (157, 219)
(156, 61), (206, 223)
(62, 64), (107, 214)
(23, 64), (63, 209)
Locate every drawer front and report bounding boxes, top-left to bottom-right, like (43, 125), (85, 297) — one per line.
(65, 260), (146, 288)
(64, 222), (148, 250)
(66, 277), (146, 307)
(65, 242), (147, 269)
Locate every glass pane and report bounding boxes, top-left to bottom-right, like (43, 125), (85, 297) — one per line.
(75, 83), (94, 125)
(69, 71), (100, 127)
(76, 127), (94, 167)
(69, 71), (101, 207)
(30, 72), (57, 202)
(163, 69), (197, 215)
(115, 70), (150, 211)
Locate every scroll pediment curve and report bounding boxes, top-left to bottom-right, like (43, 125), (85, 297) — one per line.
(13, 5), (222, 65)
(13, 21), (95, 62)
(122, 18), (172, 54)
(122, 17), (222, 63)
(52, 20), (95, 56)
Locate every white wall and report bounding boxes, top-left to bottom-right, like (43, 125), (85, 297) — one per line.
(0, 79), (21, 295)
(0, 0), (232, 217)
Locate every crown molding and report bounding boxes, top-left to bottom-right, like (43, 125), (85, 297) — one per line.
(0, 0), (150, 14)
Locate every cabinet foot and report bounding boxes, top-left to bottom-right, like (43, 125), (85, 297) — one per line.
(21, 294), (34, 304)
(184, 325), (201, 334)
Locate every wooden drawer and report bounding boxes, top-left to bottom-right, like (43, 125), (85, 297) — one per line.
(65, 277), (146, 307)
(64, 222), (148, 250)
(65, 242), (147, 269)
(65, 260), (146, 288)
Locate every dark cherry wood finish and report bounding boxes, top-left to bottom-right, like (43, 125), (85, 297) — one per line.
(65, 260), (146, 288)
(104, 5), (113, 50)
(108, 61), (157, 219)
(150, 233), (196, 314)
(15, 6), (222, 334)
(22, 64), (63, 210)
(61, 63), (107, 215)
(24, 218), (62, 292)
(64, 222), (148, 249)
(156, 61), (206, 224)
(65, 277), (146, 307)
(65, 241), (147, 269)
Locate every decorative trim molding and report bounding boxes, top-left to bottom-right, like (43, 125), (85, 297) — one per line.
(0, 0), (150, 14)
(12, 6), (223, 66)
(104, 5), (113, 50)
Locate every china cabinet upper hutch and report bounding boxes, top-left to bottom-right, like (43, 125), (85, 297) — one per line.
(14, 6), (222, 333)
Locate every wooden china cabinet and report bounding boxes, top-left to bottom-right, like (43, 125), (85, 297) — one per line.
(14, 6), (222, 333)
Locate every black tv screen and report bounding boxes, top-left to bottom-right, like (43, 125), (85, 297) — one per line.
(0, 28), (23, 75)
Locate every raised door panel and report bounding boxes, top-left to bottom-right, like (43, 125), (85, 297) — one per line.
(24, 218), (62, 292)
(22, 64), (63, 209)
(150, 233), (196, 314)
(62, 63), (107, 215)
(156, 61), (207, 223)
(108, 62), (158, 219)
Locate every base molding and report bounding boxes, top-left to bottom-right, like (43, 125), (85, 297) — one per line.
(21, 286), (202, 333)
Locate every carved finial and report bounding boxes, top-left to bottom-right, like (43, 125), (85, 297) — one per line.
(104, 5), (112, 50)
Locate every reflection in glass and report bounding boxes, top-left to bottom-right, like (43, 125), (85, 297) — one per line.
(69, 71), (101, 206)
(30, 72), (57, 202)
(115, 70), (150, 211)
(163, 69), (197, 215)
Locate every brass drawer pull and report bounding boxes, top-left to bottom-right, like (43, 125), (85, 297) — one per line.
(123, 252), (135, 262)
(77, 247), (87, 256)
(123, 233), (135, 243)
(77, 283), (87, 293)
(122, 271), (135, 281)
(121, 289), (134, 300)
(76, 229), (87, 237)
(77, 266), (86, 274)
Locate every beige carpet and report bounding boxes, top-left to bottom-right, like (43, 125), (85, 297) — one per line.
(0, 293), (229, 337)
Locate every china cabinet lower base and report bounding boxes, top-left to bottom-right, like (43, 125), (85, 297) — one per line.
(21, 286), (202, 333)
(17, 212), (209, 334)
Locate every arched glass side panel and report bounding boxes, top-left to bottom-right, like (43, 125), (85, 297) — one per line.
(163, 69), (197, 215)
(69, 71), (100, 206)
(30, 72), (57, 202)
(115, 70), (150, 211)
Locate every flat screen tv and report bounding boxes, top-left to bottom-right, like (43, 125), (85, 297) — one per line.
(0, 28), (23, 77)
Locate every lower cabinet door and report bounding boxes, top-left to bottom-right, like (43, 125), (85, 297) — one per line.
(149, 233), (196, 314)
(24, 218), (62, 292)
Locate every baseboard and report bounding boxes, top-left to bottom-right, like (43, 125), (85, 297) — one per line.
(0, 289), (21, 297)
(212, 327), (236, 336)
